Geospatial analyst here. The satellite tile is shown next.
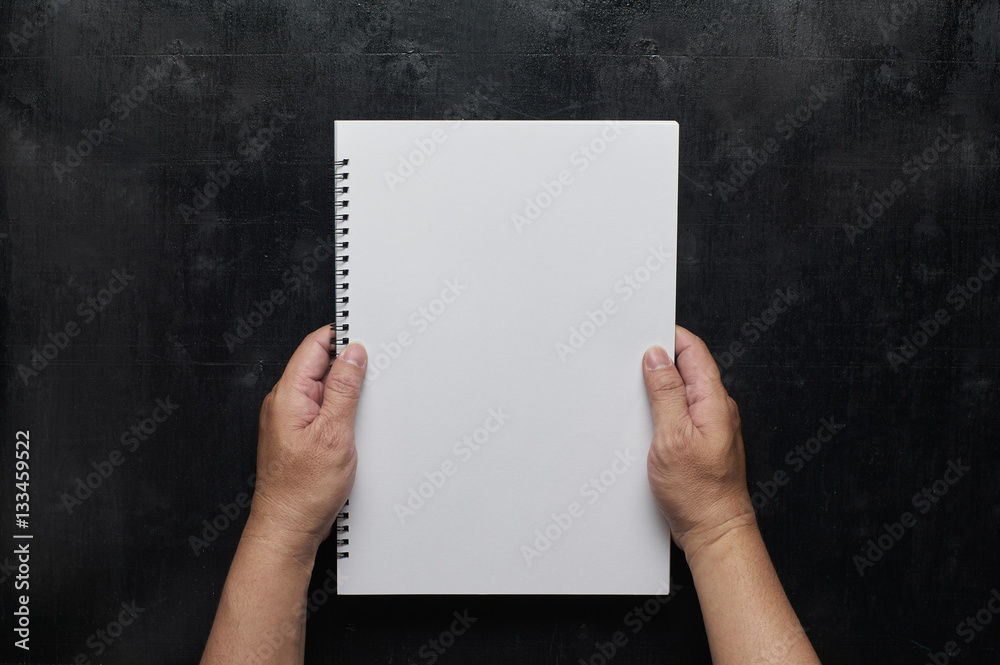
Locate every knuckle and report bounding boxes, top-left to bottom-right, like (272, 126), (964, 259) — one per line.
(704, 379), (729, 402)
(339, 445), (358, 475)
(648, 369), (685, 398)
(646, 443), (673, 481)
(259, 391), (276, 424)
(647, 439), (667, 468)
(704, 358), (724, 382)
(727, 396), (741, 421)
(325, 371), (362, 401)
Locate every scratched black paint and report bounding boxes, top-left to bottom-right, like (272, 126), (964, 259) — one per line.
(1, 0), (998, 663)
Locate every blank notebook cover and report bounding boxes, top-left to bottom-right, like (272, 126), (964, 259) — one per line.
(334, 120), (678, 594)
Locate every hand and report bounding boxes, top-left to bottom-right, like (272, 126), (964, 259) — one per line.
(643, 325), (757, 563)
(246, 326), (367, 564)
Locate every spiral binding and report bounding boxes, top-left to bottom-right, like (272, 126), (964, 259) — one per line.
(332, 158), (351, 560)
(336, 502), (350, 559)
(330, 157), (350, 356)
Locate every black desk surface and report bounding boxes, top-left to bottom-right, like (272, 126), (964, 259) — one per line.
(2, 1), (998, 663)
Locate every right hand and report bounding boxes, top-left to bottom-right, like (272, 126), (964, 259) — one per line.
(642, 325), (757, 563)
(248, 328), (368, 566)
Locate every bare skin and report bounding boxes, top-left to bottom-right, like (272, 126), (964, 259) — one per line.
(201, 326), (366, 665)
(643, 326), (821, 665)
(200, 324), (822, 665)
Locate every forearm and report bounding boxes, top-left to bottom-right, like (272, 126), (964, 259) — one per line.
(200, 516), (317, 665)
(687, 522), (821, 665)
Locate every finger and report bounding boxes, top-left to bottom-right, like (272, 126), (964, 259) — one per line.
(279, 324), (340, 403)
(642, 344), (690, 435)
(286, 324), (339, 382)
(673, 325), (731, 428)
(319, 342), (367, 426)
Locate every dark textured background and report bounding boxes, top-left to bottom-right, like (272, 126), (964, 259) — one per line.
(1, 0), (998, 663)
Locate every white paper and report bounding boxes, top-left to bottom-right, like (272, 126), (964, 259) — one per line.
(336, 120), (678, 594)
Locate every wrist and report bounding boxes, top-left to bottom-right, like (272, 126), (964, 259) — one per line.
(683, 510), (762, 571)
(242, 507), (321, 575)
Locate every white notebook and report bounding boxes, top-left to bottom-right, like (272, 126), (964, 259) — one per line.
(334, 120), (678, 594)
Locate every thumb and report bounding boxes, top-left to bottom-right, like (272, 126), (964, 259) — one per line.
(642, 345), (690, 433)
(320, 342), (367, 426)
